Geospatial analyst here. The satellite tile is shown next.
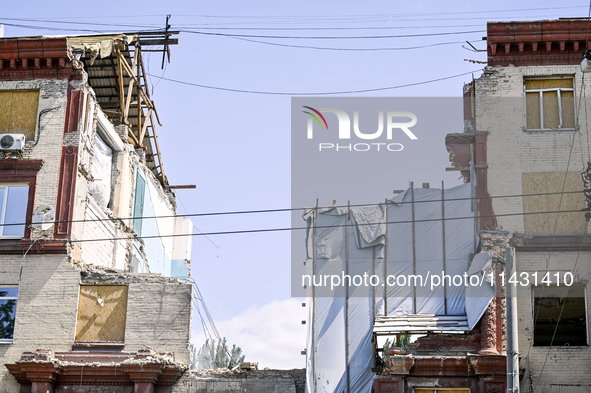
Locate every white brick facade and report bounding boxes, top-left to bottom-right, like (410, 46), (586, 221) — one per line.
(474, 64), (591, 391)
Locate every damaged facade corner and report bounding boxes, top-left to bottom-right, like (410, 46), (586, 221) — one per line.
(306, 18), (591, 393)
(0, 32), (196, 393)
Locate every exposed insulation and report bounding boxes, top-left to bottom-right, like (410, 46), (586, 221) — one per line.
(75, 285), (128, 342)
(522, 171), (586, 235)
(0, 90), (39, 140)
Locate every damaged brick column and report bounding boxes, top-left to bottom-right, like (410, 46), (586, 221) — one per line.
(374, 351), (414, 393)
(479, 298), (498, 355)
(122, 364), (163, 393)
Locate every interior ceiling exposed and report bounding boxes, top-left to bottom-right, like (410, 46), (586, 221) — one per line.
(74, 31), (178, 186)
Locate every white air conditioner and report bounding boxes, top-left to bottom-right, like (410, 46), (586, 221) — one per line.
(0, 134), (25, 150)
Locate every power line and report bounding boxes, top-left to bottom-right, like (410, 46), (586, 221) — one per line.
(181, 29), (487, 39)
(183, 24), (486, 30)
(4, 208), (591, 247)
(0, 189), (585, 229)
(163, 6), (586, 21)
(145, 69), (481, 95)
(230, 36), (473, 51)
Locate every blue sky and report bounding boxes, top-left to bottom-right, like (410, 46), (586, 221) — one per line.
(2, 0), (589, 368)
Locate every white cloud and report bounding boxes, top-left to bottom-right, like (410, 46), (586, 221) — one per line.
(192, 298), (308, 370)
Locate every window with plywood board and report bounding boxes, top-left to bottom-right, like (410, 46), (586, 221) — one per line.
(75, 285), (128, 342)
(524, 77), (575, 130)
(522, 171), (586, 235)
(0, 90), (40, 140)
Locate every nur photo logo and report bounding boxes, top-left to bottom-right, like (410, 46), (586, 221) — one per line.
(302, 106), (418, 152)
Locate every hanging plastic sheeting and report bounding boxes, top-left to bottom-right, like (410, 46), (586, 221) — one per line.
(89, 134), (113, 209)
(303, 182), (494, 393)
(466, 252), (495, 329)
(303, 206), (375, 393)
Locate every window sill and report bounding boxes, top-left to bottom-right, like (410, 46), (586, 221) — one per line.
(0, 340), (13, 344)
(72, 342), (125, 351)
(523, 127), (577, 133)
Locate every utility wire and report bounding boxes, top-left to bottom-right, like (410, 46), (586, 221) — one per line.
(230, 36), (471, 51)
(5, 208), (591, 247)
(181, 29), (487, 39)
(146, 69), (481, 95)
(0, 189), (586, 229)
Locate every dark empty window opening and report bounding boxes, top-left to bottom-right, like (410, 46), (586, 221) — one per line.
(533, 285), (588, 346)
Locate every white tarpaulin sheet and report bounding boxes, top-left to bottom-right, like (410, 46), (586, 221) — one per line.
(304, 182), (495, 393)
(89, 134), (113, 209)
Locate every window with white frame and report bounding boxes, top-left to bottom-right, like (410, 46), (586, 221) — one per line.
(0, 287), (18, 342)
(533, 285), (588, 346)
(0, 185), (29, 237)
(524, 77), (576, 130)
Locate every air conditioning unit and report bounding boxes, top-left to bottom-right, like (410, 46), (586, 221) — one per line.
(0, 134), (25, 150)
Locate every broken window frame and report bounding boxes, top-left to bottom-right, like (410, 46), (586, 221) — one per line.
(532, 284), (589, 347)
(523, 76), (577, 131)
(0, 184), (29, 238)
(0, 286), (18, 343)
(89, 110), (123, 211)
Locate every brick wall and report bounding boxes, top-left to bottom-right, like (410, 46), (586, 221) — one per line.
(0, 79), (72, 214)
(514, 250), (591, 392)
(474, 64), (591, 391)
(172, 368), (306, 393)
(125, 282), (192, 364)
(474, 65), (589, 233)
(0, 255), (79, 393)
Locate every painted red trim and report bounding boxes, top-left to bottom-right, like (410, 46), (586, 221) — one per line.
(6, 350), (184, 393)
(474, 131), (497, 231)
(487, 20), (590, 66)
(0, 38), (83, 81)
(63, 88), (84, 134)
(54, 146), (78, 239)
(0, 159), (42, 240)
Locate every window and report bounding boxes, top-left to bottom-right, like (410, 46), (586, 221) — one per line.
(415, 390), (470, 393)
(533, 285), (588, 346)
(0, 287), (18, 343)
(75, 285), (128, 342)
(0, 90), (40, 141)
(0, 185), (29, 237)
(525, 78), (576, 130)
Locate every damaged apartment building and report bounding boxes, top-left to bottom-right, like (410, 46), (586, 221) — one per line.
(0, 32), (196, 393)
(305, 18), (591, 393)
(448, 18), (591, 392)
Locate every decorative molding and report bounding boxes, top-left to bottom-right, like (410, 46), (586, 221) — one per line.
(488, 20), (590, 66)
(0, 38), (82, 81)
(479, 298), (499, 355)
(54, 146), (78, 239)
(511, 234), (591, 251)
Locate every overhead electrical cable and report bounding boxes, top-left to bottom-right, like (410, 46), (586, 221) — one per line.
(145, 69), (481, 95)
(0, 190), (586, 229)
(2, 209), (590, 247)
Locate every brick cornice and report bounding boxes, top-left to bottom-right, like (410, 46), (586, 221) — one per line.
(0, 37), (83, 81)
(487, 20), (591, 66)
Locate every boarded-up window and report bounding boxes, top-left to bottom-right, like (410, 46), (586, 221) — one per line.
(522, 172), (586, 235)
(525, 78), (575, 130)
(0, 90), (40, 140)
(75, 285), (128, 342)
(533, 285), (587, 346)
